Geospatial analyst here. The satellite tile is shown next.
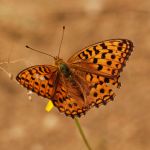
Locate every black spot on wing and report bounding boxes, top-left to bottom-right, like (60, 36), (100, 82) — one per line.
(107, 61), (112, 65)
(100, 43), (107, 49)
(101, 53), (106, 59)
(100, 88), (105, 93)
(93, 58), (98, 64)
(94, 92), (98, 97)
(118, 47), (122, 51)
(98, 64), (103, 70)
(86, 49), (92, 56)
(104, 78), (109, 83)
(93, 46), (99, 54)
(82, 52), (88, 59)
(111, 54), (115, 59)
(119, 42), (123, 46)
(108, 50), (113, 53)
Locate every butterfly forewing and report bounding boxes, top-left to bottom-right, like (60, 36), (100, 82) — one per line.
(68, 39), (133, 77)
(16, 65), (58, 98)
(68, 39), (133, 62)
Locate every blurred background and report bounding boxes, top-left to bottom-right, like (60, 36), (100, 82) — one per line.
(0, 0), (150, 150)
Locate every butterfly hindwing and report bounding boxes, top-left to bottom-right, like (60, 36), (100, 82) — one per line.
(52, 73), (89, 117)
(74, 70), (116, 109)
(86, 73), (121, 88)
(88, 82), (115, 108)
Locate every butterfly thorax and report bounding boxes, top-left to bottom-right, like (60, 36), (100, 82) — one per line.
(55, 57), (72, 78)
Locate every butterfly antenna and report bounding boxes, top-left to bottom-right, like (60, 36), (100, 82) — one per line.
(58, 26), (65, 57)
(25, 45), (55, 59)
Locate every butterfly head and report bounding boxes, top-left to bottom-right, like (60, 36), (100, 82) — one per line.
(54, 56), (64, 66)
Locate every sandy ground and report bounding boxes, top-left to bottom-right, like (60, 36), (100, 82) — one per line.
(0, 0), (150, 150)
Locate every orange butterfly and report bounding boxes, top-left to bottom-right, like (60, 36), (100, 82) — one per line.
(16, 36), (133, 118)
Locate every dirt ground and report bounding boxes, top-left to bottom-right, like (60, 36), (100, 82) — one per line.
(0, 0), (150, 150)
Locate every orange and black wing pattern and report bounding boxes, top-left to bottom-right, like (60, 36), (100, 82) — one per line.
(51, 69), (116, 118)
(66, 39), (133, 116)
(68, 39), (133, 77)
(16, 65), (58, 98)
(16, 39), (133, 118)
(51, 72), (89, 118)
(68, 39), (133, 87)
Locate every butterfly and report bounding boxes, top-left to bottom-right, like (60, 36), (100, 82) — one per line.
(16, 39), (133, 118)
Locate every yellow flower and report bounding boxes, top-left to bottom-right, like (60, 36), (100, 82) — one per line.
(45, 101), (54, 112)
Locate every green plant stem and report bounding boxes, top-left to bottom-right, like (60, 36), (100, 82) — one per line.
(74, 117), (92, 150)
